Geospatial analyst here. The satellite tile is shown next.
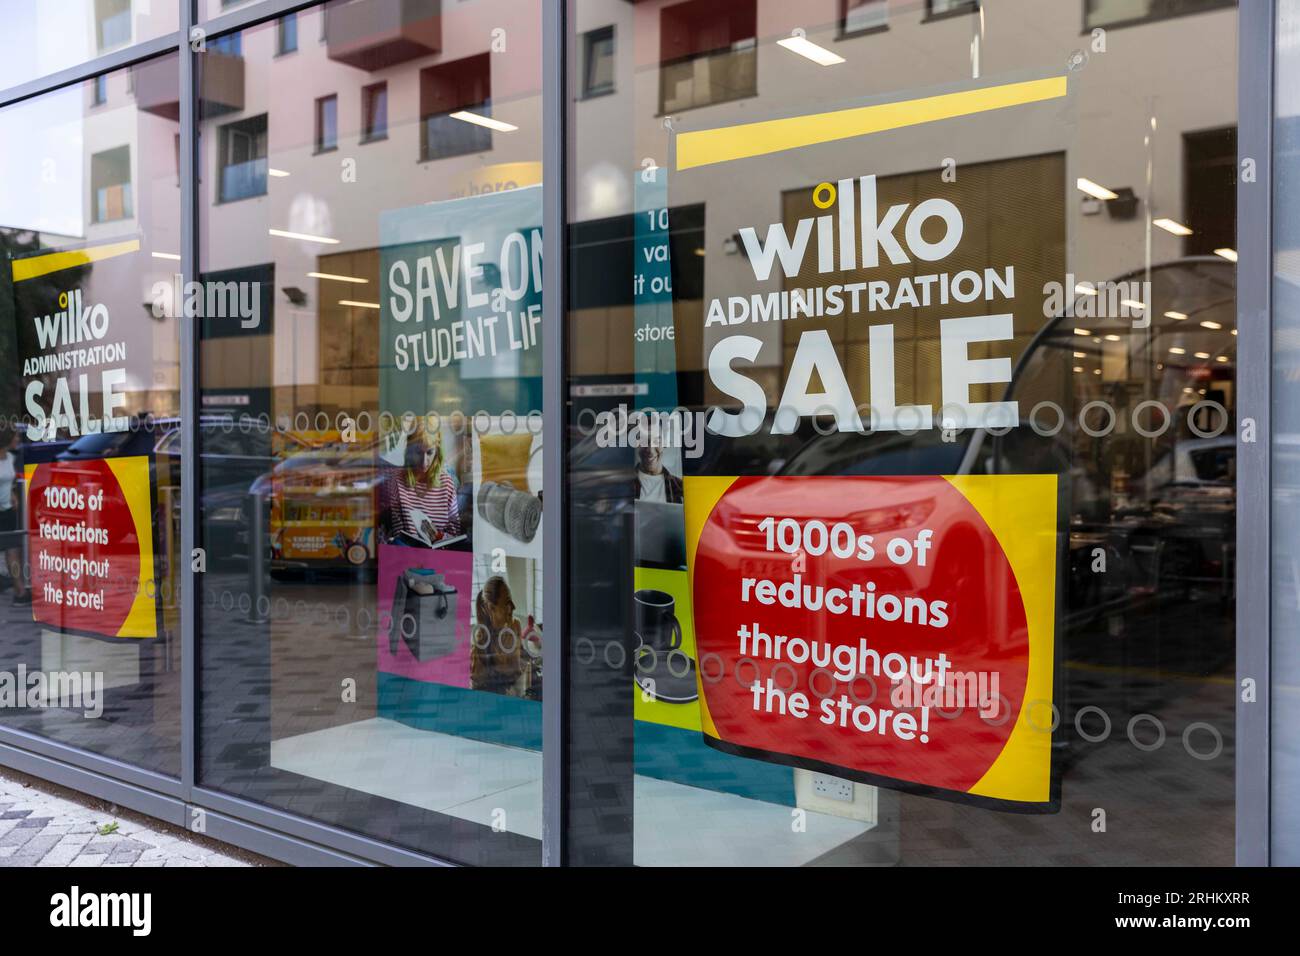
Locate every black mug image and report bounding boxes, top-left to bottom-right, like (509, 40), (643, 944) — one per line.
(634, 589), (682, 654)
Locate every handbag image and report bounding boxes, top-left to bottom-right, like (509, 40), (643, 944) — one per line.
(388, 568), (459, 662)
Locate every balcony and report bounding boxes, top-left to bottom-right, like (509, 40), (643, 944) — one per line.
(134, 51), (244, 121)
(219, 158), (268, 204)
(325, 0), (442, 72)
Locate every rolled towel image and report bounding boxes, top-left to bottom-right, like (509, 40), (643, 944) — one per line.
(477, 481), (542, 543)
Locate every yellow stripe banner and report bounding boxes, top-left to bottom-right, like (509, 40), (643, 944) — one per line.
(675, 75), (1068, 171)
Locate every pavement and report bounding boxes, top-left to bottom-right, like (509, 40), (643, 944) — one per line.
(0, 767), (273, 868)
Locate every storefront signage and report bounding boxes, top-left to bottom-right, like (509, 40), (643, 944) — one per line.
(685, 474), (1057, 809)
(24, 456), (159, 640)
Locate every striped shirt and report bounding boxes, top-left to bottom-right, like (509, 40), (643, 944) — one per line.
(388, 470), (460, 543)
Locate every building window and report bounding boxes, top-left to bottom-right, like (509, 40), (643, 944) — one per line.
(90, 145), (132, 223)
(419, 54), (493, 162)
(218, 114), (267, 202)
(658, 0), (757, 114)
(582, 26), (616, 97)
(95, 0), (132, 52)
(839, 0), (889, 35)
(1085, 0), (1233, 30)
(362, 82), (388, 143)
(926, 0), (979, 18)
(91, 74), (108, 107)
(209, 32), (243, 57)
(277, 14), (298, 55)
(316, 94), (339, 153)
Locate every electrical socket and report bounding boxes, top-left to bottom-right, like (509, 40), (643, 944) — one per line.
(811, 773), (854, 802)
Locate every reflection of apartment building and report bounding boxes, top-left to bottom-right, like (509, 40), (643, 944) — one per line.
(569, 0), (1237, 414)
(76, 61), (182, 417)
(188, 2), (543, 419)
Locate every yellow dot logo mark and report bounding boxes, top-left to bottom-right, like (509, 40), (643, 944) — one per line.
(812, 182), (837, 209)
(59, 291), (68, 308)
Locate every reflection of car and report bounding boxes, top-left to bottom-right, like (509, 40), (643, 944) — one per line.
(152, 416), (281, 565)
(253, 442), (383, 574)
(752, 259), (1235, 679)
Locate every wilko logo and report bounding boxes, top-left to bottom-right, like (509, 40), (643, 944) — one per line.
(738, 174), (964, 279)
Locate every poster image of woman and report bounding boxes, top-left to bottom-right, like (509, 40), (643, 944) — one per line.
(380, 421), (463, 548)
(471, 575), (532, 698)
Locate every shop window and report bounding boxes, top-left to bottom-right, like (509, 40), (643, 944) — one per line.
(90, 145), (132, 223)
(217, 113), (267, 202)
(419, 53), (493, 162)
(658, 0), (757, 114)
(95, 0), (132, 52)
(316, 94), (339, 152)
(839, 0), (889, 36)
(1085, 0), (1234, 30)
(92, 74), (108, 107)
(196, 4), (543, 867)
(582, 26), (616, 98)
(0, 54), (183, 778)
(362, 82), (388, 143)
(277, 13), (299, 55)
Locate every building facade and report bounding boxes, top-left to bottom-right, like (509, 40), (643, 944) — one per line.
(0, 0), (1291, 866)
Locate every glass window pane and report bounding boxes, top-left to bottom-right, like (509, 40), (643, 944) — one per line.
(278, 13), (299, 55)
(842, 0), (889, 34)
(363, 83), (388, 141)
(316, 94), (338, 151)
(0, 52), (183, 776)
(583, 26), (616, 97)
(0, 1), (178, 93)
(566, 0), (1237, 866)
(1273, 0), (1300, 865)
(197, 1), (545, 866)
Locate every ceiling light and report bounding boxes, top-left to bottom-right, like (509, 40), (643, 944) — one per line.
(1104, 334), (1121, 341)
(1165, 311), (1188, 321)
(1075, 283), (1097, 296)
(270, 228), (340, 244)
(1074, 328), (1090, 336)
(1153, 217), (1192, 236)
(1073, 366), (1083, 373)
(1195, 352), (1210, 359)
(268, 168), (290, 178)
(1169, 347), (1186, 355)
(1073, 351), (1086, 358)
(1215, 247), (1238, 262)
(449, 110), (517, 132)
(1076, 177), (1118, 201)
(1200, 320), (1222, 330)
(338, 299), (381, 310)
(309, 271), (368, 284)
(1120, 299), (1145, 311)
(1216, 356), (1229, 363)
(776, 34), (845, 66)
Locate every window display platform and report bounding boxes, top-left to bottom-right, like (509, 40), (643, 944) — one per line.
(270, 717), (873, 865)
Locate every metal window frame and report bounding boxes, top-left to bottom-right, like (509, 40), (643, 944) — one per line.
(0, 0), (1274, 869)
(1235, 0), (1274, 868)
